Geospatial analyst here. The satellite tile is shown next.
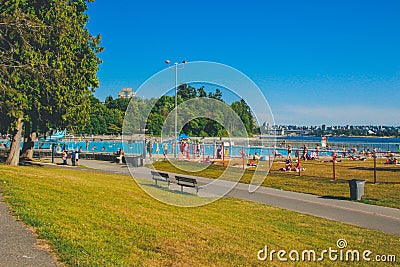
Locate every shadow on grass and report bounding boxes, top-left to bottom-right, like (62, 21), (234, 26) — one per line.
(141, 183), (198, 196)
(349, 166), (400, 172)
(19, 160), (45, 167)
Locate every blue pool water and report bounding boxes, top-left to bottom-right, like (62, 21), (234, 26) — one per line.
(2, 136), (399, 158)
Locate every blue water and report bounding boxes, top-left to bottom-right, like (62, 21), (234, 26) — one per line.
(2, 136), (399, 157)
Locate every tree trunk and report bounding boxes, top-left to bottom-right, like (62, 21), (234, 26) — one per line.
(21, 121), (36, 160)
(6, 117), (24, 166)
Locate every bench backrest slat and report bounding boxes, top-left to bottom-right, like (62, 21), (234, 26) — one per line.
(175, 176), (197, 184)
(151, 171), (169, 179)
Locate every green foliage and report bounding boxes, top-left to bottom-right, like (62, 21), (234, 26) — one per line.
(231, 99), (257, 136)
(143, 85), (255, 137)
(78, 85), (258, 136)
(0, 0), (102, 134)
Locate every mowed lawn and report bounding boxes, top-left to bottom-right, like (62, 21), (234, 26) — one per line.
(0, 165), (399, 266)
(151, 159), (400, 209)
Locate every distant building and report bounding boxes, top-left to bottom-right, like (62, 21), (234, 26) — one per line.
(118, 88), (136, 99)
(263, 121), (271, 130)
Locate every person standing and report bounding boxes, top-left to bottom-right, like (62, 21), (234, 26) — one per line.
(75, 150), (79, 166)
(172, 142), (176, 156)
(62, 150), (68, 165)
(147, 139), (152, 159)
(196, 141), (201, 157)
(287, 145), (292, 159)
(155, 140), (160, 154)
(163, 142), (169, 158)
(71, 149), (76, 166)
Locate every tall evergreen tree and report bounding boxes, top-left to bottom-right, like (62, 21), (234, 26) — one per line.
(0, 0), (102, 165)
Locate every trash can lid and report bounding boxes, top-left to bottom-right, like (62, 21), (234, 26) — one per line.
(350, 179), (365, 182)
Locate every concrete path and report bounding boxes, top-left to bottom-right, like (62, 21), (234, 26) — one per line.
(79, 159), (400, 236)
(0, 195), (57, 267)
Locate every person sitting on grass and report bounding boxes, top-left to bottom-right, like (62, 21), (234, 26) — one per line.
(308, 152), (317, 160)
(350, 154), (367, 161)
(279, 158), (293, 172)
(385, 157), (398, 165)
(247, 154), (257, 167)
(204, 155), (212, 164)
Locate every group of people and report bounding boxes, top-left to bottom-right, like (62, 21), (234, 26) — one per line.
(247, 152), (260, 166)
(279, 156), (305, 172)
(145, 138), (204, 160)
(145, 139), (165, 159)
(385, 157), (399, 165)
(61, 149), (79, 166)
(282, 144), (318, 161)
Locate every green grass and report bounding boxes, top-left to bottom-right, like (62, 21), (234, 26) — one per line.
(0, 165), (399, 266)
(151, 159), (400, 209)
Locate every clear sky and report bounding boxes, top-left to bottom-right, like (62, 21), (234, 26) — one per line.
(86, 0), (400, 126)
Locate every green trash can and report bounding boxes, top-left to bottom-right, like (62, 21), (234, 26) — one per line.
(349, 179), (365, 200)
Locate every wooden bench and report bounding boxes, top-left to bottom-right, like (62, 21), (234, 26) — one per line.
(175, 175), (198, 193)
(151, 171), (171, 188)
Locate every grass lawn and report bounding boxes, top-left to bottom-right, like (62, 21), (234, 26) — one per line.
(0, 165), (399, 266)
(151, 159), (400, 209)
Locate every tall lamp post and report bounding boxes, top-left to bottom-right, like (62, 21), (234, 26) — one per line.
(165, 59), (187, 158)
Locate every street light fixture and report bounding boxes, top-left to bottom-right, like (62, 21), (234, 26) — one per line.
(165, 59), (187, 158)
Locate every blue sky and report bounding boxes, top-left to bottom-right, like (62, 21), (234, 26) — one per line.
(86, 0), (400, 125)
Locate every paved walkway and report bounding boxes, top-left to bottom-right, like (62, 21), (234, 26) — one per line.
(79, 159), (400, 236)
(0, 195), (57, 267)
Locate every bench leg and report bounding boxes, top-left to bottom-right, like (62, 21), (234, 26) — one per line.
(181, 185), (183, 193)
(155, 179), (158, 186)
(196, 186), (199, 194)
(168, 181), (170, 188)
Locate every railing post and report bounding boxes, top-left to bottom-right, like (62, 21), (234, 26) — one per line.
(268, 148), (271, 173)
(373, 151), (377, 184)
(332, 152), (337, 181)
(297, 148), (301, 176)
(222, 143), (225, 167)
(241, 147), (245, 170)
(202, 142), (205, 163)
